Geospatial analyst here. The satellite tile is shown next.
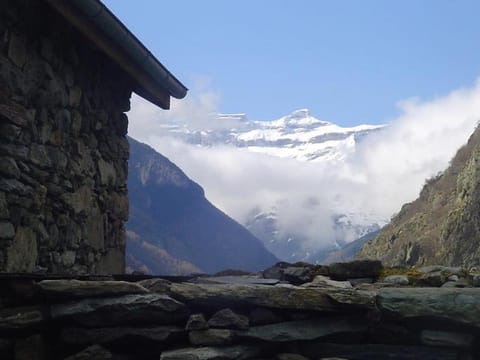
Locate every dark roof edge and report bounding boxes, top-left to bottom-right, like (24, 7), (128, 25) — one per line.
(46, 0), (187, 108)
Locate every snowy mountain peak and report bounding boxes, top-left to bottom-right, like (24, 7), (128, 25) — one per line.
(288, 108), (310, 119)
(268, 109), (330, 129)
(158, 109), (385, 163)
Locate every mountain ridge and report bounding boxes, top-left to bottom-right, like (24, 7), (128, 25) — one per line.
(126, 137), (278, 274)
(358, 125), (480, 268)
(167, 109), (386, 162)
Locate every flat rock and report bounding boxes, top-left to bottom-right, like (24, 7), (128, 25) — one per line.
(138, 278), (172, 293)
(418, 271), (446, 287)
(208, 308), (249, 330)
(421, 330), (473, 348)
(0, 306), (46, 330)
(61, 326), (184, 345)
(198, 276), (280, 286)
(159, 345), (260, 360)
(302, 343), (458, 360)
(277, 354), (311, 360)
(51, 293), (189, 326)
(188, 329), (234, 346)
(38, 279), (149, 298)
(64, 344), (112, 360)
(328, 260), (382, 280)
(322, 288), (377, 309)
(347, 278), (373, 286)
(383, 275), (409, 286)
(168, 282), (376, 311)
(377, 288), (480, 328)
(237, 318), (367, 342)
(418, 266), (464, 276)
(302, 275), (352, 289)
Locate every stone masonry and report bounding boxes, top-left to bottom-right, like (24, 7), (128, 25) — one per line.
(1, 261), (480, 359)
(0, 0), (132, 273)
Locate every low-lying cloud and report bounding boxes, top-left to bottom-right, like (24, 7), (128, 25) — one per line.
(127, 79), (480, 251)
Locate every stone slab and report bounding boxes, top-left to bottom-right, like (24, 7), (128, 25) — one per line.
(169, 282), (376, 311)
(160, 345), (260, 360)
(61, 326), (184, 345)
(237, 318), (367, 342)
(38, 279), (148, 299)
(51, 293), (188, 326)
(378, 288), (480, 328)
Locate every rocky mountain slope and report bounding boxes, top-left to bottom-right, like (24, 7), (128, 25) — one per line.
(322, 229), (381, 264)
(358, 125), (480, 268)
(127, 137), (277, 274)
(159, 109), (386, 263)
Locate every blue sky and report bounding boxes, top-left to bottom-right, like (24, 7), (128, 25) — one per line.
(103, 0), (480, 126)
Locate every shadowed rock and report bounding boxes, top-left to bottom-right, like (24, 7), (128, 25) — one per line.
(159, 345), (260, 360)
(61, 326), (184, 345)
(0, 306), (46, 330)
(237, 318), (367, 342)
(302, 343), (458, 360)
(64, 345), (112, 360)
(328, 260), (382, 280)
(188, 329), (234, 346)
(208, 308), (249, 330)
(51, 293), (189, 326)
(421, 330), (473, 348)
(38, 279), (148, 299)
(186, 313), (208, 330)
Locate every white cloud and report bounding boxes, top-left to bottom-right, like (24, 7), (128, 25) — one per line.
(127, 79), (480, 251)
(347, 80), (480, 217)
(128, 81), (243, 141)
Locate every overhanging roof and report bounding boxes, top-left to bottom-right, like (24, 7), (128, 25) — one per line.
(45, 0), (188, 109)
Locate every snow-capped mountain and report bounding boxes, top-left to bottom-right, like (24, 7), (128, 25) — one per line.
(161, 109), (384, 163)
(244, 208), (384, 263)
(157, 109), (387, 263)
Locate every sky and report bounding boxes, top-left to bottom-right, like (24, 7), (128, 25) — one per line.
(103, 0), (480, 125)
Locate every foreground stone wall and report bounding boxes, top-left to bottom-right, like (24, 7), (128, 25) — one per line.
(0, 0), (131, 273)
(0, 261), (479, 359)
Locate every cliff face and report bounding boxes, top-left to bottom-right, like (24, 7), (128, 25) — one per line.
(127, 137), (278, 274)
(358, 125), (480, 268)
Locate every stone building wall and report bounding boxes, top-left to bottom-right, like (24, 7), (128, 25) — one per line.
(0, 0), (132, 273)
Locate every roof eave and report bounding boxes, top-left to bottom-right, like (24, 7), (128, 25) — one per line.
(45, 0), (187, 110)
